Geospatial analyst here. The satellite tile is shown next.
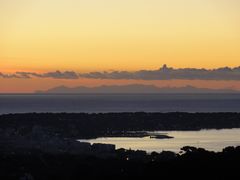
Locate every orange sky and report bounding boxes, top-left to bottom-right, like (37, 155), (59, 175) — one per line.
(1, 0), (240, 92)
(0, 78), (239, 93)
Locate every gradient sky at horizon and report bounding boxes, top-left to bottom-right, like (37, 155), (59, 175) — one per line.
(1, 0), (240, 92)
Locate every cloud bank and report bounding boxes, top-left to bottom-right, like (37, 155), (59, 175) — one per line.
(1, 65), (240, 80)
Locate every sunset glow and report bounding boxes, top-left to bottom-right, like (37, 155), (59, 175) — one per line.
(1, 0), (240, 92)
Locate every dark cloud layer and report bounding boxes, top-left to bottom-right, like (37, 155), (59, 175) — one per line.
(1, 65), (240, 80)
(79, 65), (240, 80)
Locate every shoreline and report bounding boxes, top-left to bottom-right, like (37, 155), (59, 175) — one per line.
(1, 112), (240, 178)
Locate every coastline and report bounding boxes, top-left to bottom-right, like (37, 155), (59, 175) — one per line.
(1, 112), (240, 178)
(1, 112), (240, 138)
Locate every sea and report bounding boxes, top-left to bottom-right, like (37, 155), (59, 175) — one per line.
(79, 129), (240, 153)
(1, 93), (240, 152)
(0, 93), (240, 114)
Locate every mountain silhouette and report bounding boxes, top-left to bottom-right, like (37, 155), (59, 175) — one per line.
(35, 85), (239, 94)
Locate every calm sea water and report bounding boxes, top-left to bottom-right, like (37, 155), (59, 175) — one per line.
(79, 129), (240, 153)
(0, 94), (240, 114)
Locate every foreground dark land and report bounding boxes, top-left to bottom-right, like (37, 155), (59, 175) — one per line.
(1, 112), (240, 179)
(1, 146), (240, 179)
(1, 112), (240, 139)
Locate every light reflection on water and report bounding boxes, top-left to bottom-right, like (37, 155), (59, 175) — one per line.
(79, 129), (240, 153)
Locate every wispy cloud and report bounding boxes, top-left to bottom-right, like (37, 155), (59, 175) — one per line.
(2, 71), (79, 79)
(1, 65), (240, 80)
(0, 72), (20, 78)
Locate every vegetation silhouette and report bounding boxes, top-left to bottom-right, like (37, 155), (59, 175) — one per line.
(1, 112), (240, 139)
(1, 112), (240, 179)
(0, 146), (240, 179)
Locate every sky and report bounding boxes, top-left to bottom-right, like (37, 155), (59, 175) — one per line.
(1, 0), (240, 92)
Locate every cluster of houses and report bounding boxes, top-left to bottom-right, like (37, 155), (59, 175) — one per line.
(0, 125), (116, 156)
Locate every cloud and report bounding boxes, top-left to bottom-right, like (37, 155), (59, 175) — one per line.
(0, 72), (21, 78)
(1, 65), (240, 80)
(40, 71), (79, 79)
(0, 71), (79, 79)
(78, 65), (240, 80)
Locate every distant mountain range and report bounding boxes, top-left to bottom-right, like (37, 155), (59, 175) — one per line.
(35, 85), (240, 94)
